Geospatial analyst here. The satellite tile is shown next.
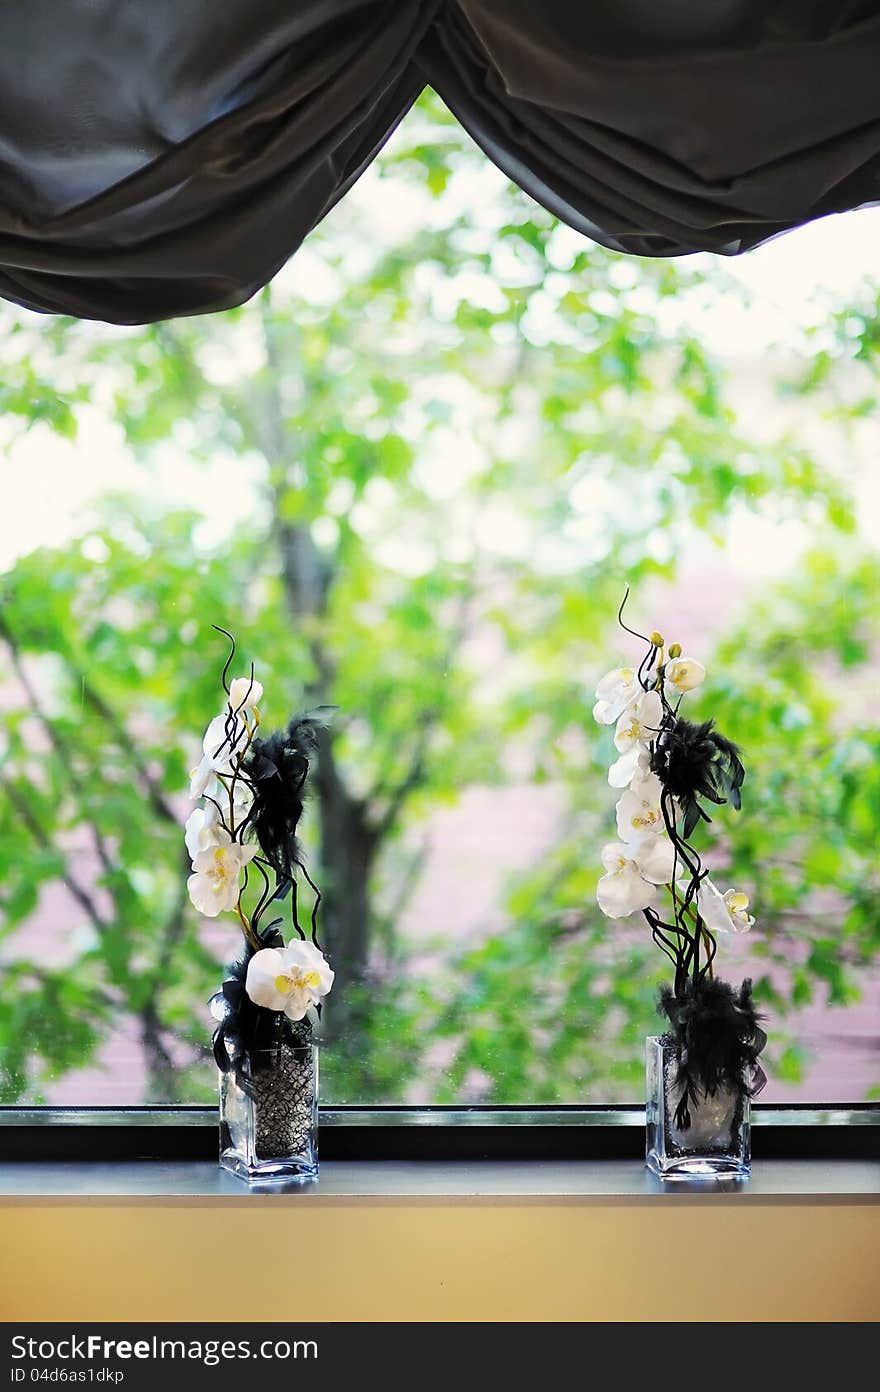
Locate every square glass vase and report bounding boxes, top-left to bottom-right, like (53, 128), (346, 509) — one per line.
(219, 1041), (319, 1185)
(645, 1035), (750, 1180)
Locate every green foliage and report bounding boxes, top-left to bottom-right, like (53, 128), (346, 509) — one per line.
(702, 551), (880, 1047)
(425, 544), (880, 1098)
(0, 90), (877, 1102)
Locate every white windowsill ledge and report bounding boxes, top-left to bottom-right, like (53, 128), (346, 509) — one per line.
(0, 1158), (877, 1202)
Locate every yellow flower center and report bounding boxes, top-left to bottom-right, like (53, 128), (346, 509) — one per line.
(274, 970), (321, 996)
(209, 847), (235, 886)
(728, 893), (749, 912)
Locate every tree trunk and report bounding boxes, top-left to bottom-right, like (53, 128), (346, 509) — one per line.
(313, 731), (377, 1045)
(256, 293), (376, 1044)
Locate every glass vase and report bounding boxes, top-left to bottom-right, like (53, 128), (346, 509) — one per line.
(645, 1034), (750, 1180)
(219, 1040), (319, 1185)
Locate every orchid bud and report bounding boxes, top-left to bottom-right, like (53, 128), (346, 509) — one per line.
(649, 631), (664, 647)
(668, 642), (682, 658)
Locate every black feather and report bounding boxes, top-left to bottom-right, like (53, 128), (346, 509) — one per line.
(650, 716), (744, 837)
(658, 976), (767, 1130)
(241, 709), (332, 884)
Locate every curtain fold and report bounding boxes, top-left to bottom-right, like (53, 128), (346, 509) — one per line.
(0, 1), (879, 323)
(0, 1), (439, 322)
(422, 1), (880, 256)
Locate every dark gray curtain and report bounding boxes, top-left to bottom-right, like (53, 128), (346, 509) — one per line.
(0, 1), (878, 323)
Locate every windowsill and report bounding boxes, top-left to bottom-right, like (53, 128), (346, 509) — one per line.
(3, 1160), (878, 1320)
(1, 1158), (878, 1202)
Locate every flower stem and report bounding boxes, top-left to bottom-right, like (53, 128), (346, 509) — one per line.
(665, 882), (716, 982)
(226, 709), (260, 838)
(236, 898), (261, 953)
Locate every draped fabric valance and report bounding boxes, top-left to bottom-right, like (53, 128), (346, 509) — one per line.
(1, 1), (879, 324)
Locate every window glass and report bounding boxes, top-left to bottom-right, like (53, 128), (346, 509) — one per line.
(1, 93), (878, 1105)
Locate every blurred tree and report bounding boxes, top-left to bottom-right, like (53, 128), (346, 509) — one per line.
(0, 91), (874, 1102)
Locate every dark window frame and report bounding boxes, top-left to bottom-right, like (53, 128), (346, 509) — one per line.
(2, 1105), (878, 1163)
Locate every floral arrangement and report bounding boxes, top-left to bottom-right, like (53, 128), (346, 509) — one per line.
(593, 595), (766, 1127)
(185, 628), (334, 1079)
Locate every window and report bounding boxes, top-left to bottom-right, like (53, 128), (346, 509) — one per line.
(1, 93), (878, 1111)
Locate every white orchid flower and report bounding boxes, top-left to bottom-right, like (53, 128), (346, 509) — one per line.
(184, 806), (224, 861)
(202, 710), (249, 776)
(229, 676), (264, 712)
(225, 778), (254, 837)
(592, 667), (641, 725)
(608, 690), (662, 787)
(190, 709), (249, 795)
(187, 830), (257, 917)
(616, 771), (666, 842)
(634, 833), (677, 885)
(698, 880), (755, 934)
(664, 656), (706, 697)
(212, 772), (253, 811)
(608, 746), (644, 788)
(614, 689), (663, 754)
(189, 763), (254, 829)
(245, 941), (335, 1021)
(190, 755), (217, 798)
(596, 835), (676, 918)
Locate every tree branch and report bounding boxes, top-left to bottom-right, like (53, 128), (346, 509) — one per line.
(3, 960), (119, 1015)
(373, 834), (430, 971)
(368, 712), (435, 844)
(140, 1000), (180, 1101)
(0, 612), (179, 829)
(0, 613), (118, 882)
(74, 678), (180, 825)
(153, 866), (192, 983)
(364, 584), (475, 842)
(256, 290), (332, 624)
(0, 769), (109, 934)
